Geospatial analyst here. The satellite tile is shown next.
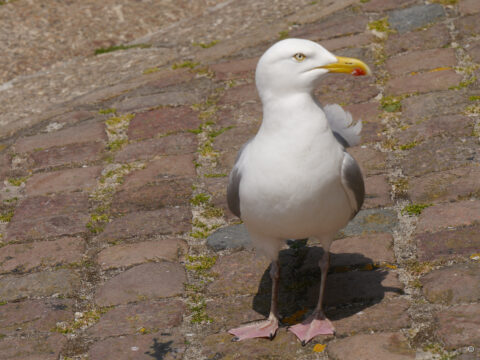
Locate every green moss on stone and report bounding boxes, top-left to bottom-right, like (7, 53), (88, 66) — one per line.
(402, 203), (432, 216)
(94, 43), (151, 55)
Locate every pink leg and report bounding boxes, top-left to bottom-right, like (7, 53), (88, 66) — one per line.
(289, 250), (335, 345)
(229, 260), (280, 341)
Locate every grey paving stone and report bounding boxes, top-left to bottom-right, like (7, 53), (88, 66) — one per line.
(339, 208), (398, 237)
(206, 224), (252, 251)
(388, 4), (445, 34)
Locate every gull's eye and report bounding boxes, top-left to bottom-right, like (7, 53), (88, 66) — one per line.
(293, 53), (306, 62)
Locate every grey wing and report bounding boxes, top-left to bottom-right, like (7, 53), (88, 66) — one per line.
(340, 151), (365, 219)
(226, 139), (252, 218)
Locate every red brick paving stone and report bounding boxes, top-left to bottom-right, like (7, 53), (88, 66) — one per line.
(97, 239), (188, 270)
(87, 299), (185, 338)
(45, 110), (95, 127)
(408, 165), (480, 203)
(128, 106), (201, 141)
(290, 13), (369, 41)
(207, 251), (270, 296)
(210, 57), (258, 81)
(417, 224), (480, 261)
(14, 120), (106, 153)
(95, 207), (191, 242)
(95, 262), (186, 306)
(122, 155), (196, 189)
(466, 42), (480, 63)
(6, 193), (89, 241)
(332, 298), (410, 336)
(114, 91), (203, 112)
(115, 132), (197, 163)
(0, 153), (9, 182)
(0, 333), (67, 360)
(395, 115), (473, 146)
(385, 24), (451, 56)
(386, 70), (463, 96)
(416, 200), (480, 234)
(385, 48), (457, 77)
(348, 146), (387, 176)
(364, 175), (392, 209)
(144, 68), (195, 90)
(362, 0), (417, 12)
(218, 83), (258, 106)
(316, 75), (379, 105)
(460, 0), (480, 15)
(0, 269), (80, 301)
(456, 13), (480, 38)
(322, 33), (374, 52)
(329, 233), (395, 267)
(213, 124), (258, 153)
(421, 262), (480, 304)
(26, 165), (101, 196)
(88, 332), (185, 360)
(216, 101), (262, 128)
(327, 332), (415, 360)
(0, 299), (74, 335)
(0, 237), (85, 273)
(434, 303), (480, 350)
(30, 141), (105, 170)
(111, 178), (192, 214)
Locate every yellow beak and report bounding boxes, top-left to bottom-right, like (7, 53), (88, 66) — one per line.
(319, 56), (372, 76)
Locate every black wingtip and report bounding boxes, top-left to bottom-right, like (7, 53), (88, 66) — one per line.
(301, 340), (307, 347)
(269, 333), (274, 341)
(231, 336), (239, 342)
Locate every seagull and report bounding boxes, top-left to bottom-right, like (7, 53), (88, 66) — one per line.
(226, 38), (370, 345)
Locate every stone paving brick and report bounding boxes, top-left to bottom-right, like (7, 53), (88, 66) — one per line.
(96, 207), (191, 242)
(364, 174), (392, 209)
(0, 153), (9, 182)
(218, 83), (258, 106)
(348, 146), (387, 176)
(316, 75), (379, 105)
(0, 299), (74, 335)
(6, 193), (90, 241)
(95, 262), (186, 306)
(385, 24), (451, 56)
(460, 0), (480, 15)
(435, 303), (480, 350)
(386, 70), (463, 96)
(0, 269), (80, 301)
(128, 106), (200, 141)
(340, 208), (398, 237)
(466, 42), (480, 63)
(408, 165), (480, 203)
(385, 48), (457, 77)
(421, 262), (480, 305)
(456, 13), (480, 38)
(327, 332), (415, 360)
(113, 91), (203, 112)
(0, 333), (67, 360)
(97, 239), (187, 270)
(321, 33), (374, 52)
(29, 141), (105, 170)
(115, 133), (197, 162)
(416, 200), (480, 234)
(361, 0), (417, 12)
(44, 110), (95, 127)
(143, 68), (195, 90)
(88, 332), (185, 360)
(417, 225), (480, 261)
(26, 165), (101, 196)
(344, 102), (383, 143)
(216, 101), (262, 128)
(0, 237), (85, 274)
(388, 4), (445, 34)
(207, 224), (252, 251)
(87, 299), (185, 338)
(111, 178), (192, 214)
(213, 124), (258, 153)
(210, 57), (258, 81)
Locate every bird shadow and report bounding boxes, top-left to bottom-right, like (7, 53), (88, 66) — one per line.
(251, 240), (403, 324)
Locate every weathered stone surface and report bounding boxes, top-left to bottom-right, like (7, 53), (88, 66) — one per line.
(316, 75), (379, 104)
(30, 141), (105, 169)
(115, 133), (197, 162)
(0, 299), (74, 335)
(421, 262), (480, 304)
(408, 166), (480, 203)
(207, 224), (252, 251)
(0, 333), (67, 360)
(213, 125), (258, 154)
(322, 33), (373, 52)
(26, 165), (101, 196)
(111, 178), (192, 214)
(87, 299), (185, 338)
(6, 193), (90, 241)
(122, 155), (195, 188)
(0, 269), (80, 301)
(96, 207), (191, 242)
(95, 262), (186, 306)
(386, 70), (462, 95)
(456, 13), (480, 38)
(0, 237), (84, 273)
(330, 233), (395, 267)
(45, 110), (95, 127)
(416, 200), (480, 234)
(460, 0), (480, 15)
(210, 57), (258, 81)
(114, 91), (202, 112)
(328, 332), (415, 360)
(345, 102), (383, 143)
(339, 208), (398, 237)
(14, 120), (106, 153)
(362, 0), (417, 12)
(466, 42), (480, 63)
(417, 225), (480, 261)
(216, 100), (262, 128)
(128, 106), (200, 140)
(97, 239), (188, 270)
(364, 174), (392, 209)
(348, 146), (387, 176)
(385, 24), (451, 56)
(386, 48), (456, 77)
(88, 332), (185, 360)
(435, 303), (480, 350)
(218, 83), (258, 105)
(388, 4), (445, 34)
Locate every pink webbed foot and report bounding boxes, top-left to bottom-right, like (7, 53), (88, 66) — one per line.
(229, 317), (279, 342)
(288, 313), (335, 346)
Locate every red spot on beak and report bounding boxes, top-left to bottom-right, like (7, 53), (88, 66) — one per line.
(352, 68), (366, 76)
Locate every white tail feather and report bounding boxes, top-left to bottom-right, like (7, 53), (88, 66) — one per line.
(323, 104), (362, 147)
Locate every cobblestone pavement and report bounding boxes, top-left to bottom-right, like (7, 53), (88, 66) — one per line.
(1, 0), (480, 359)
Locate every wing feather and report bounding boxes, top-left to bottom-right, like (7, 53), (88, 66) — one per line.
(324, 104), (362, 148)
(340, 151), (365, 218)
